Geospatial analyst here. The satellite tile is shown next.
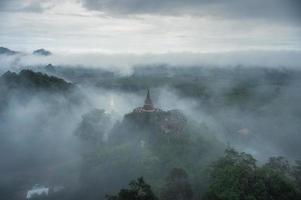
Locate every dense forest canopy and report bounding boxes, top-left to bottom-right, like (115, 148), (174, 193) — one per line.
(0, 66), (300, 200)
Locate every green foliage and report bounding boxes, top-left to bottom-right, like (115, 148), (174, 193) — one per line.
(160, 168), (193, 200)
(173, 82), (209, 99)
(292, 160), (301, 188)
(0, 69), (80, 112)
(1, 70), (74, 92)
(225, 82), (252, 106)
(91, 66), (294, 111)
(205, 148), (300, 200)
(106, 177), (158, 200)
(255, 167), (298, 200)
(264, 156), (290, 174)
(78, 109), (223, 198)
(75, 109), (112, 142)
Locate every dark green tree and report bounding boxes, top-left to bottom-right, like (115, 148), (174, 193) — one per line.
(161, 168), (193, 200)
(75, 109), (112, 143)
(292, 160), (301, 191)
(204, 148), (300, 200)
(106, 177), (158, 200)
(264, 156), (290, 174)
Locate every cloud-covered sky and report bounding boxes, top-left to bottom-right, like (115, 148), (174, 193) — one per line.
(0, 0), (301, 54)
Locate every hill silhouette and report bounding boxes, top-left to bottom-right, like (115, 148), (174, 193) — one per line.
(0, 47), (18, 55)
(1, 70), (73, 92)
(33, 49), (52, 56)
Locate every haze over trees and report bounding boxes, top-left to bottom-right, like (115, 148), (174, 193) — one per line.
(0, 65), (301, 200)
(1, 0), (301, 198)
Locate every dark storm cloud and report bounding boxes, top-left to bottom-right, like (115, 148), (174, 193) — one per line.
(0, 0), (300, 23)
(80, 0), (301, 22)
(0, 0), (9, 9)
(0, 0), (46, 13)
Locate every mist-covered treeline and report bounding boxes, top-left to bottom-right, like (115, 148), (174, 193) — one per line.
(43, 64), (301, 160)
(0, 63), (301, 200)
(1, 0), (301, 196)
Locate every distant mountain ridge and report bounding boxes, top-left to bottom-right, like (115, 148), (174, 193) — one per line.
(33, 48), (52, 56)
(0, 47), (52, 56)
(0, 70), (76, 113)
(0, 69), (73, 92)
(0, 47), (18, 55)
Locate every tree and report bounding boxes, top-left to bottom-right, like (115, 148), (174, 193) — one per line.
(264, 156), (290, 174)
(106, 177), (158, 200)
(204, 148), (300, 200)
(205, 148), (256, 200)
(161, 168), (193, 200)
(255, 167), (299, 200)
(292, 160), (301, 192)
(75, 109), (112, 143)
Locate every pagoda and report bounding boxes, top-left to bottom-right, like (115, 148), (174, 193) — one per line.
(133, 89), (161, 113)
(143, 89), (154, 111)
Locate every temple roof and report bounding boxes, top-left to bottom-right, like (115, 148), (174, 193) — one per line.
(143, 89), (154, 111)
(144, 89), (153, 106)
(133, 89), (161, 113)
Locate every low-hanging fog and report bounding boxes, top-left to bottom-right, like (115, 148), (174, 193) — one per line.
(1, 0), (301, 198)
(0, 51), (301, 199)
(0, 81), (140, 182)
(1, 50), (301, 74)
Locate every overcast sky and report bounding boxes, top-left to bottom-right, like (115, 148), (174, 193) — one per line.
(0, 0), (301, 54)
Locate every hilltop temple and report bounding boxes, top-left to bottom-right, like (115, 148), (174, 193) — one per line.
(125, 89), (187, 135)
(133, 89), (162, 113)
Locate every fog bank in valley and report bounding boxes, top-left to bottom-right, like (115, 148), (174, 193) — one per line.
(1, 50), (301, 75)
(0, 50), (301, 199)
